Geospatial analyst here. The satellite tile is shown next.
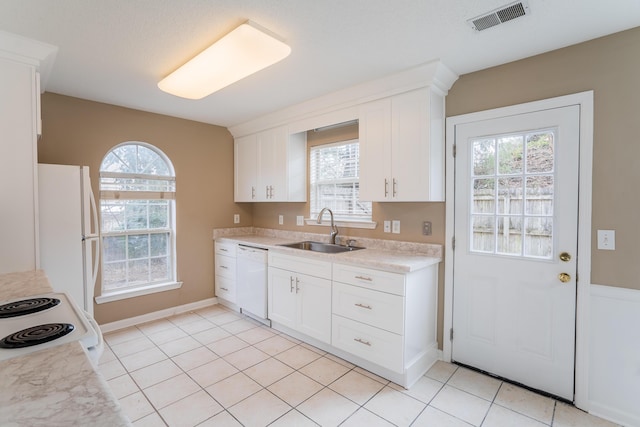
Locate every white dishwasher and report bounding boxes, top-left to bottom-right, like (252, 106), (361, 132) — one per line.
(236, 244), (269, 324)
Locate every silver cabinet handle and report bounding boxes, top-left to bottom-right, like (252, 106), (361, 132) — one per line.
(355, 303), (372, 310)
(295, 277), (300, 293)
(290, 276), (294, 292)
(219, 248), (228, 252)
(269, 185), (274, 199)
(393, 178), (397, 197)
(266, 185), (270, 199)
(384, 179), (389, 197)
(220, 287), (228, 291)
(354, 338), (371, 346)
(251, 186), (256, 199)
(355, 275), (373, 281)
(220, 265), (228, 269)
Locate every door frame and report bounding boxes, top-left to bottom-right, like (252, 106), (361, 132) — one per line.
(444, 91), (593, 410)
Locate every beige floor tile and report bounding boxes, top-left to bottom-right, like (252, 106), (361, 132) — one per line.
(194, 304), (230, 318)
(130, 359), (183, 389)
(146, 326), (189, 346)
(99, 358), (127, 380)
(494, 383), (555, 424)
(110, 336), (156, 358)
(187, 357), (238, 388)
(104, 326), (146, 346)
(209, 312), (242, 325)
(269, 409), (319, 426)
(221, 318), (261, 334)
(119, 390), (156, 422)
(120, 346), (168, 372)
(224, 345), (270, 370)
(191, 326), (231, 345)
(142, 373), (200, 409)
(447, 367), (502, 401)
(429, 385), (491, 426)
(167, 312), (203, 326)
(206, 335), (249, 356)
(107, 374), (139, 399)
(253, 334), (297, 356)
(353, 366), (391, 385)
(157, 335), (202, 357)
(274, 344), (322, 369)
(426, 360), (459, 383)
(228, 389), (291, 427)
(297, 388), (359, 426)
(553, 402), (620, 427)
(364, 385), (426, 427)
(390, 375), (444, 404)
(341, 407), (395, 426)
(329, 370), (386, 405)
(268, 371), (324, 407)
(205, 372), (263, 408)
(298, 356), (351, 386)
(132, 411), (167, 426)
(235, 326), (276, 344)
(324, 352), (355, 369)
(177, 318), (216, 335)
(171, 345), (219, 371)
(484, 404), (548, 427)
(196, 410), (243, 426)
(158, 389), (223, 427)
(136, 318), (175, 336)
(98, 345), (116, 365)
(412, 406), (474, 427)
(244, 357), (295, 387)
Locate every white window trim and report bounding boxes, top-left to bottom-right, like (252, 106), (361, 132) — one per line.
(95, 281), (183, 304)
(305, 218), (377, 230)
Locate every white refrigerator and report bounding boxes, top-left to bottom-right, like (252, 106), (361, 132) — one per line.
(38, 164), (100, 317)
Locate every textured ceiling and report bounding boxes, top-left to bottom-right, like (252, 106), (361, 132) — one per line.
(1, 0), (639, 127)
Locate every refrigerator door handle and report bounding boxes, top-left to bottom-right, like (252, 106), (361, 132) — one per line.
(88, 188), (100, 289)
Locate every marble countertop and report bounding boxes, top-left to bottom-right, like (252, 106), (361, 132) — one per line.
(0, 270), (131, 426)
(215, 228), (442, 273)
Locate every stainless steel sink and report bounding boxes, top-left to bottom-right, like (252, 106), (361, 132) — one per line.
(279, 241), (364, 253)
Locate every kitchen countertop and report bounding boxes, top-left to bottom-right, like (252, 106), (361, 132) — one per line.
(0, 270), (131, 427)
(215, 228), (442, 273)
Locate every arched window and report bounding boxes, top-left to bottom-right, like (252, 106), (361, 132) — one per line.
(99, 142), (177, 297)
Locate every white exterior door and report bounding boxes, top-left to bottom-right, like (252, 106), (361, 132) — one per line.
(452, 105), (580, 400)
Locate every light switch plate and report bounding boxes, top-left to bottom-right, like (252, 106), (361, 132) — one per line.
(233, 214), (240, 224)
(383, 220), (391, 233)
(597, 229), (615, 250)
(278, 215), (284, 225)
(296, 216), (304, 226)
(392, 220), (401, 234)
(423, 221), (432, 236)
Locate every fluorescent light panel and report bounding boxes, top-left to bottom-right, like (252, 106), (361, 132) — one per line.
(158, 20), (291, 99)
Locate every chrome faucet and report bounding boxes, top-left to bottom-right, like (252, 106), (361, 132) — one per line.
(317, 207), (339, 244)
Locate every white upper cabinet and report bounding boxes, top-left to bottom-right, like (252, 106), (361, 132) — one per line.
(234, 125), (306, 202)
(359, 87), (445, 202)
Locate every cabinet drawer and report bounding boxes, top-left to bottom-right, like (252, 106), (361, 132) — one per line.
(332, 315), (403, 373)
(215, 276), (236, 303)
(215, 241), (237, 257)
(215, 255), (236, 279)
(332, 282), (404, 334)
(333, 263), (404, 296)
(269, 251), (331, 279)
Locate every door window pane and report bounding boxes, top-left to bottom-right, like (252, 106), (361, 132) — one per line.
(473, 178), (496, 213)
(526, 132), (554, 173)
(472, 216), (495, 253)
(498, 136), (523, 175)
(497, 216), (523, 255)
(473, 139), (496, 176)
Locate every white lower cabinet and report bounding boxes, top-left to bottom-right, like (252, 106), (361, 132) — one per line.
(268, 253), (332, 344)
(214, 241), (237, 304)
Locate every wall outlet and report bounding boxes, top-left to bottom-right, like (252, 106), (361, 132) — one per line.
(296, 216), (304, 226)
(392, 220), (401, 234)
(278, 214), (284, 225)
(233, 214), (240, 224)
(423, 221), (432, 236)
(383, 220), (391, 233)
(597, 229), (615, 250)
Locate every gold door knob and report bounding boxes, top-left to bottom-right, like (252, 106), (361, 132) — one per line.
(558, 273), (571, 283)
(559, 252), (571, 262)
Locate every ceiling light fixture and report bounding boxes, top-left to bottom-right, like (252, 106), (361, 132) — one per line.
(158, 20), (291, 99)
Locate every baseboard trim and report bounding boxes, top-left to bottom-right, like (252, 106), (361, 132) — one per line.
(99, 297), (218, 333)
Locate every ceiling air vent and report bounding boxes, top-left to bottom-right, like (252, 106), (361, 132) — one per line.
(468, 0), (530, 32)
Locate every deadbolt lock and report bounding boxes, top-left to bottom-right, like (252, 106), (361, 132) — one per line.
(558, 272), (571, 283)
(559, 252), (571, 262)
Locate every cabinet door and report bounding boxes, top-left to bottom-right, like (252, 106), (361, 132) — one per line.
(391, 88), (431, 201)
(359, 98), (392, 201)
(297, 273), (332, 344)
(257, 126), (287, 201)
(268, 267), (297, 329)
(234, 134), (258, 202)
(0, 58), (37, 274)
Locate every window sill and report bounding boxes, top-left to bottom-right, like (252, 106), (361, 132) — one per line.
(305, 218), (377, 230)
(95, 281), (183, 304)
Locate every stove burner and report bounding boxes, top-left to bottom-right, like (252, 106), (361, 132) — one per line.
(0, 323), (75, 349)
(0, 297), (61, 319)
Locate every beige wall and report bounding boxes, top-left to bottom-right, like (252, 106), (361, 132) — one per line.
(446, 26), (640, 291)
(39, 93), (249, 324)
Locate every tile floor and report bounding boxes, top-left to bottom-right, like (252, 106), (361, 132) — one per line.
(99, 304), (620, 427)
